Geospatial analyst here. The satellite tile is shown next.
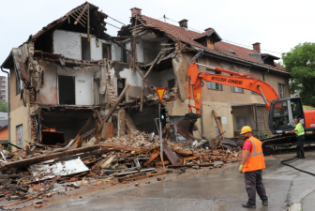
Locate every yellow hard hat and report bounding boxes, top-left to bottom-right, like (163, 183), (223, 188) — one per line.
(240, 126), (252, 134)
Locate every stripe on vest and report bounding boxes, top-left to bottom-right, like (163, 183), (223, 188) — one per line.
(248, 139), (263, 157)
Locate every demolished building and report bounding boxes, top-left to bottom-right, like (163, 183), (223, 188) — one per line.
(1, 2), (290, 150)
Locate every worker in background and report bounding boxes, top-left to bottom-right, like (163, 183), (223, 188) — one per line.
(239, 126), (268, 208)
(286, 118), (305, 158)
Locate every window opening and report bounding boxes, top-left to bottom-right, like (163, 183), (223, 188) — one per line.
(81, 37), (91, 61)
(102, 43), (111, 59)
(58, 75), (75, 105)
(278, 84), (286, 98)
(167, 79), (175, 92)
(207, 70), (222, 91)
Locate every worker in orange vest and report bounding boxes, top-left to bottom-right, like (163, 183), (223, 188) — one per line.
(239, 126), (268, 208)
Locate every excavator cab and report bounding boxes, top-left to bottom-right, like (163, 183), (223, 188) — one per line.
(268, 97), (305, 134)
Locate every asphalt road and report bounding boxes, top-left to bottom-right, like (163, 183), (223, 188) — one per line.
(14, 152), (315, 211)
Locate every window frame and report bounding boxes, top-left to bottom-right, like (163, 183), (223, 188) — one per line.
(278, 83), (286, 98)
(81, 37), (91, 61)
(231, 86), (244, 94)
(102, 43), (112, 60)
(206, 69), (222, 91)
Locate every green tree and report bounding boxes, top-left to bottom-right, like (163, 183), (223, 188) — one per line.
(0, 101), (8, 112)
(282, 42), (315, 106)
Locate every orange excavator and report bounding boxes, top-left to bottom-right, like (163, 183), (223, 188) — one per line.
(177, 61), (315, 152)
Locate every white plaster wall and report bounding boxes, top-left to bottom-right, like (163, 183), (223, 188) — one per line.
(53, 30), (121, 61)
(136, 39), (144, 63)
(57, 66), (97, 105)
(109, 67), (143, 87)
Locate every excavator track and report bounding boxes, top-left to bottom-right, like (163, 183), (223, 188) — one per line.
(262, 133), (315, 155)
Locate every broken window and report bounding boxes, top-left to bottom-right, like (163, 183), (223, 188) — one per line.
(167, 79), (175, 92)
(58, 75), (75, 105)
(102, 43), (111, 59)
(121, 43), (127, 62)
(81, 37), (91, 61)
(207, 70), (222, 91)
(117, 78), (126, 102)
(16, 124), (23, 148)
(278, 83), (286, 98)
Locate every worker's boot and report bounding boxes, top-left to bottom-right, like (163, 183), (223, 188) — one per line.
(242, 202), (256, 208)
(262, 200), (268, 206)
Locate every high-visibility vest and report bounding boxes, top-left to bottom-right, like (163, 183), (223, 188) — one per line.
(295, 123), (305, 136)
(242, 136), (265, 173)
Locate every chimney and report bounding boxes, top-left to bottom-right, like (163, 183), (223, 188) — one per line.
(179, 19), (188, 28)
(252, 42), (261, 53)
(130, 7), (142, 16)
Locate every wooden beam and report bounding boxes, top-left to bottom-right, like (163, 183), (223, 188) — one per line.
(74, 4), (88, 25)
(111, 39), (132, 54)
(143, 151), (160, 167)
(143, 50), (163, 79)
(101, 122), (108, 139)
(135, 65), (153, 91)
(95, 110), (102, 124)
(212, 110), (224, 139)
(99, 145), (142, 152)
(155, 160), (170, 166)
(105, 122), (114, 139)
(95, 84), (130, 137)
(3, 145), (100, 169)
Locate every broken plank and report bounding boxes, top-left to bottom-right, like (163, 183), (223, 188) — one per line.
(95, 110), (103, 124)
(99, 145), (142, 152)
(167, 164), (214, 168)
(3, 145), (100, 169)
(143, 151), (160, 167)
(104, 122), (114, 139)
(101, 122), (108, 139)
(155, 160), (170, 166)
(143, 50), (163, 79)
(135, 65), (153, 91)
(212, 110), (224, 139)
(163, 142), (182, 166)
(172, 150), (193, 156)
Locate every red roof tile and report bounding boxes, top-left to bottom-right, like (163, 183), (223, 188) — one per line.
(140, 15), (287, 72)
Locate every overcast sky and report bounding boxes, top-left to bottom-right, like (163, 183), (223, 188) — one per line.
(1, 0), (315, 77)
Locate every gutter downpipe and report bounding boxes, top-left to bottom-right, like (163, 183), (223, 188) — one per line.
(261, 55), (270, 81)
(0, 66), (10, 144)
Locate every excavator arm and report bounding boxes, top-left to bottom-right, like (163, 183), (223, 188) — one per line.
(187, 61), (279, 114)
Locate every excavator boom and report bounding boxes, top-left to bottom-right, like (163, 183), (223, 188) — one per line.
(187, 61), (279, 114)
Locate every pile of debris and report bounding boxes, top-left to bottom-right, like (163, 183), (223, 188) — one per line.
(0, 133), (240, 209)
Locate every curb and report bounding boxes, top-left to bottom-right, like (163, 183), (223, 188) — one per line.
(288, 187), (315, 211)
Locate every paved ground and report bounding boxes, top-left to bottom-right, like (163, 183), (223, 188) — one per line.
(16, 152), (315, 211)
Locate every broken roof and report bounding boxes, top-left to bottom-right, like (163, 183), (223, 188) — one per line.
(136, 15), (287, 73)
(27, 2), (109, 45)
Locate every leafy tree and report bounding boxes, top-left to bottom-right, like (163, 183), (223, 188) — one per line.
(282, 42), (315, 106)
(0, 101), (8, 112)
